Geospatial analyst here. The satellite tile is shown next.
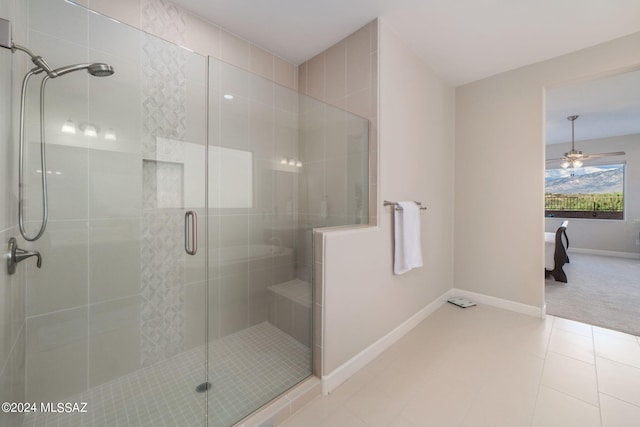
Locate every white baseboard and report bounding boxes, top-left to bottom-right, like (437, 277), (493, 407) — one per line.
(320, 289), (454, 395)
(568, 247), (640, 260)
(451, 288), (543, 318)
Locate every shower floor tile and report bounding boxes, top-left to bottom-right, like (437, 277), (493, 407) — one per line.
(22, 322), (311, 427)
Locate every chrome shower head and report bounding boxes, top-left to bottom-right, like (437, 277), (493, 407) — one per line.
(51, 62), (115, 78)
(87, 63), (114, 77)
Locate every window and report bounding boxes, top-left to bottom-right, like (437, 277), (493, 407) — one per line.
(545, 163), (624, 220)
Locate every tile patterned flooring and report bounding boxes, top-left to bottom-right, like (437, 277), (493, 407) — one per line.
(283, 304), (640, 427)
(22, 322), (311, 427)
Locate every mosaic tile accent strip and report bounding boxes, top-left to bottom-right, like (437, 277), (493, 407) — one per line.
(138, 0), (190, 377)
(140, 0), (187, 46)
(21, 322), (311, 427)
(140, 33), (187, 159)
(140, 210), (185, 366)
(155, 137), (185, 163)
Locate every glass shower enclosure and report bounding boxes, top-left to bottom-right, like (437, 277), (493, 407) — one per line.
(10, 1), (369, 426)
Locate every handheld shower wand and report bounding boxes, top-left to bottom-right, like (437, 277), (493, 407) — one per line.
(50, 62), (115, 77)
(3, 17), (115, 241)
(16, 62), (115, 241)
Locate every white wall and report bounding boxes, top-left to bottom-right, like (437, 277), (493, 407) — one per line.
(545, 133), (640, 255)
(455, 32), (640, 307)
(321, 20), (455, 375)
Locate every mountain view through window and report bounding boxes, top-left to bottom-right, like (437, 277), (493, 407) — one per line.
(545, 163), (624, 219)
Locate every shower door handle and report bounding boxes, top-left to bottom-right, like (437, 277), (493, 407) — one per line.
(185, 211), (197, 255)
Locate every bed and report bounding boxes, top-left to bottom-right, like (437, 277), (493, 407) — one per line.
(545, 220), (570, 283)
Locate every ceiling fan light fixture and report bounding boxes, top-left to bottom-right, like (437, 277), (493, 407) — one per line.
(562, 115), (584, 170)
(548, 115), (625, 169)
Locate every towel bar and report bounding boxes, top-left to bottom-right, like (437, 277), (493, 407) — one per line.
(383, 200), (427, 211)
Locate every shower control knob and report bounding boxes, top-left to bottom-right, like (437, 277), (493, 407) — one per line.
(7, 237), (42, 275)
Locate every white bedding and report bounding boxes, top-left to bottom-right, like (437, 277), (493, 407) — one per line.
(544, 232), (555, 270)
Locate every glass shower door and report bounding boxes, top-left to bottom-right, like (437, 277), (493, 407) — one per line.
(205, 56), (369, 426)
(206, 58), (313, 426)
(20, 1), (209, 425)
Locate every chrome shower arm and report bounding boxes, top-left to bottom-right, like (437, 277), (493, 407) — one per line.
(0, 17), (55, 77)
(10, 43), (57, 77)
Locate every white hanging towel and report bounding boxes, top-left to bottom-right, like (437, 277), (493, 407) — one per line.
(393, 201), (423, 275)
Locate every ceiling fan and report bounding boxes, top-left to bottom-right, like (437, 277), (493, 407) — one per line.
(546, 115), (625, 169)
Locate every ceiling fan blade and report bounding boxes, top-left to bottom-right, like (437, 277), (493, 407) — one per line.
(582, 151), (626, 159)
(545, 157), (566, 163)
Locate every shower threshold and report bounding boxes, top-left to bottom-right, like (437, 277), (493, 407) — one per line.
(22, 322), (311, 427)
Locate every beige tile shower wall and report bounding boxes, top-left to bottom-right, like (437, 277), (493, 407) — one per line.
(86, 0), (297, 90)
(298, 20), (378, 226)
(82, 0), (301, 347)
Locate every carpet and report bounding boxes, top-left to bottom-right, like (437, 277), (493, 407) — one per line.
(545, 252), (640, 336)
